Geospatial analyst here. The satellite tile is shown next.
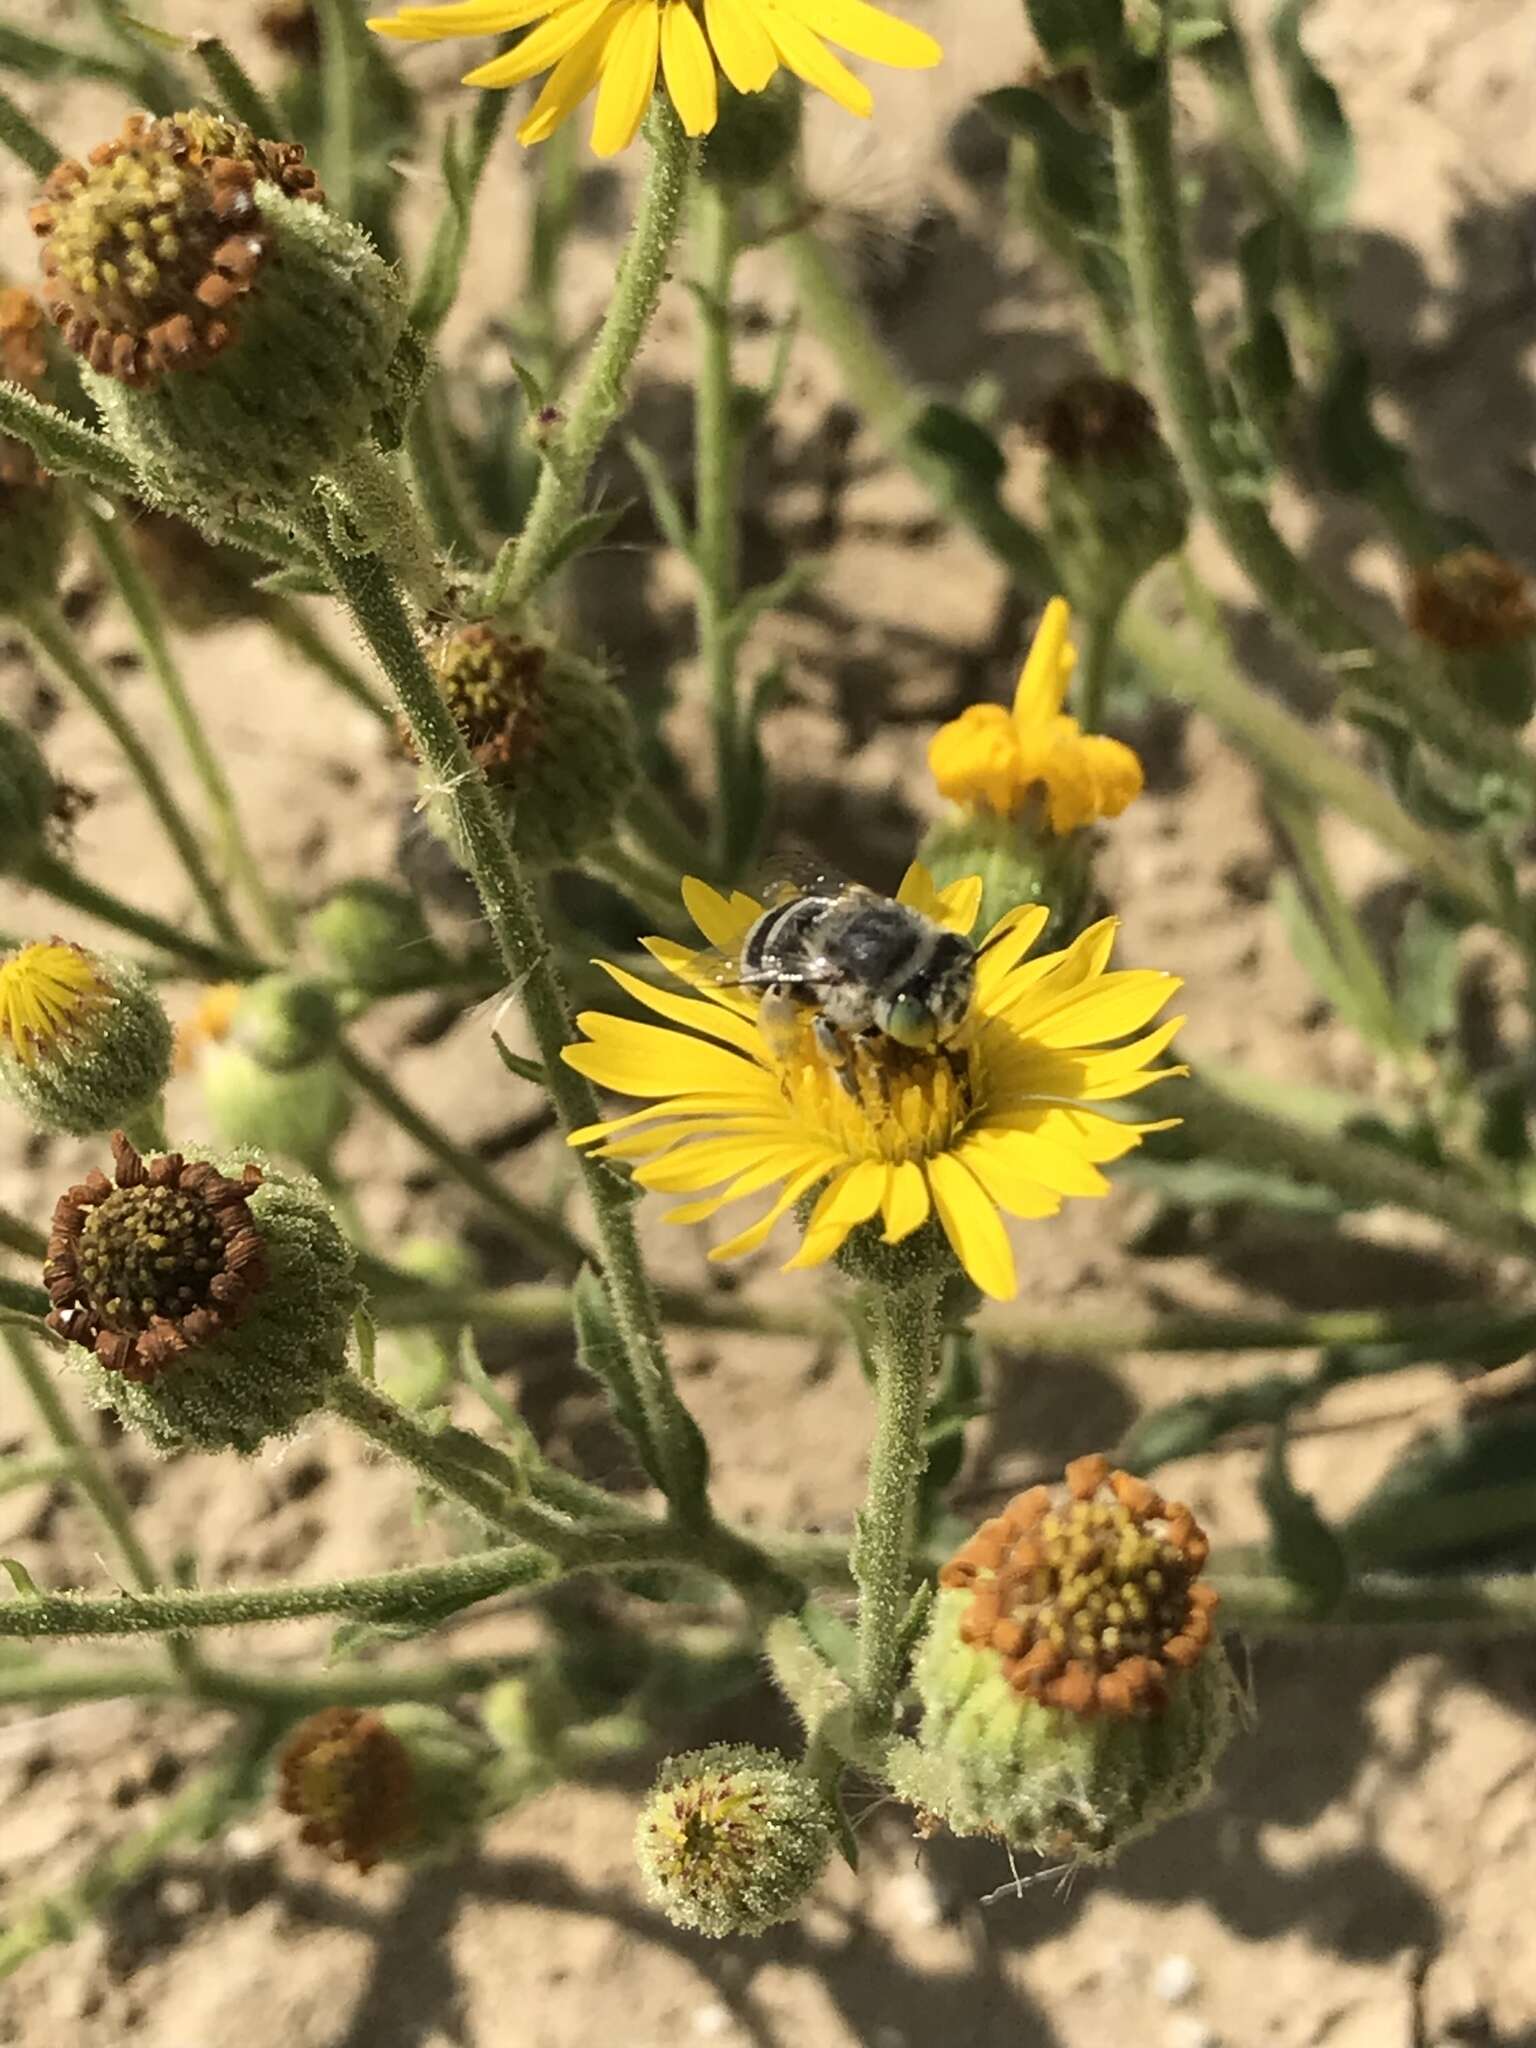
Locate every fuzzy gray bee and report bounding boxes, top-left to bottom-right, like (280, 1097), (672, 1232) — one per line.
(720, 877), (977, 1091)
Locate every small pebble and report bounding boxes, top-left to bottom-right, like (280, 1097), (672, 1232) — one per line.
(1152, 1954), (1199, 2006)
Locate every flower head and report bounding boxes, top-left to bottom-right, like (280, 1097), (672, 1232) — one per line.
(368, 0), (941, 158)
(928, 599), (1144, 836)
(889, 1455), (1238, 1863)
(0, 941), (172, 1136)
(636, 1743), (834, 1936)
(277, 1704), (493, 1870)
(563, 863), (1182, 1300)
(1406, 547), (1536, 653)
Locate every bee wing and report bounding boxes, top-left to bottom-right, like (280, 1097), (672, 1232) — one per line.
(749, 845), (875, 911)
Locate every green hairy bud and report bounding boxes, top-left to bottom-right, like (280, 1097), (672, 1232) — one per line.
(635, 1744), (834, 1938)
(701, 77), (803, 189)
(0, 716), (55, 880)
(202, 1043), (353, 1176)
(32, 112), (409, 530)
(230, 973), (341, 1073)
(276, 1704), (494, 1870)
(419, 626), (638, 870)
(1035, 375), (1188, 609)
(43, 1133), (360, 1453)
(304, 878), (437, 994)
(0, 940), (171, 1137)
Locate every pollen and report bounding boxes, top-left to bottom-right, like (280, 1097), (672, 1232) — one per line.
(0, 940), (112, 1068)
(776, 1021), (976, 1167)
(938, 1454), (1218, 1718)
(423, 624), (547, 779)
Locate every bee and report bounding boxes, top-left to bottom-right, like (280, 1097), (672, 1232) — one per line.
(721, 875), (978, 1093)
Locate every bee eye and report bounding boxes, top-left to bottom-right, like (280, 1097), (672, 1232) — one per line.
(882, 994), (937, 1048)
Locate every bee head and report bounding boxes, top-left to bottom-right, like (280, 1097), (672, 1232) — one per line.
(878, 937), (976, 1050)
(878, 991), (942, 1049)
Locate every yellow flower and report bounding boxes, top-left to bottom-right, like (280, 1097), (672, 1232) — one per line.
(174, 980), (241, 1074)
(0, 941), (110, 1069)
(562, 865), (1183, 1301)
(367, 0), (941, 158)
(928, 598), (1144, 836)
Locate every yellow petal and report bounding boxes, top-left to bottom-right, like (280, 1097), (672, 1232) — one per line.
(371, 0), (551, 35)
(1064, 1016), (1186, 1089)
(974, 904), (1050, 1002)
(928, 703), (1021, 814)
(896, 862), (981, 935)
(639, 1134), (817, 1193)
(758, 5), (872, 115)
(595, 959), (766, 1061)
(562, 1015), (771, 1097)
(989, 915), (1118, 1017)
(950, 1139), (1063, 1220)
(778, 0), (939, 66)
(666, 1148), (830, 1224)
(1012, 596), (1076, 730)
(926, 1151), (1017, 1300)
(590, 0), (662, 156)
(702, 0), (778, 89)
(707, 1160), (838, 1259)
(681, 874), (763, 950)
(660, 0), (719, 133)
(1025, 969), (1182, 1050)
(518, 10), (617, 137)
(784, 1158), (888, 1267)
(880, 1157), (930, 1242)
(569, 1092), (764, 1144)
(462, 0), (611, 82)
(597, 1114), (789, 1160)
(960, 1124), (1108, 1199)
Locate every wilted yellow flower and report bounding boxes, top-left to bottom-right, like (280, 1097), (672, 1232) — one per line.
(928, 599), (1143, 836)
(368, 0), (941, 158)
(562, 864), (1183, 1301)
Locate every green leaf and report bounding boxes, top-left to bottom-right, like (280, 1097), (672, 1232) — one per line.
(625, 436), (695, 559)
(490, 1033), (548, 1089)
(1314, 343), (1405, 496)
(1393, 895), (1463, 1047)
(537, 501), (633, 588)
(0, 24), (135, 85)
(1270, 0), (1356, 230)
(1259, 1424), (1348, 1612)
(910, 401), (1007, 493)
(1119, 1149), (1344, 1218)
(571, 1265), (664, 1489)
(0, 1557), (40, 1598)
(1269, 870), (1388, 1043)
(1022, 0), (1126, 66)
(799, 1599), (860, 1683)
(982, 88), (1116, 236)
(1346, 1411), (1536, 1570)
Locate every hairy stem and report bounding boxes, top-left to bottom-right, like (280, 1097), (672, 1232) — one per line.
(851, 1274), (941, 1744)
(485, 106), (692, 615)
(21, 849), (264, 980)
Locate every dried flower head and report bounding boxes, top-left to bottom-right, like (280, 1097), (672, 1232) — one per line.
(1034, 375), (1159, 469)
(32, 112), (321, 388)
(889, 1456), (1239, 1863)
(635, 1744), (834, 1937)
(424, 624), (547, 779)
(1406, 548), (1536, 653)
(277, 1704), (494, 1870)
(0, 941), (172, 1136)
(44, 1131), (268, 1382)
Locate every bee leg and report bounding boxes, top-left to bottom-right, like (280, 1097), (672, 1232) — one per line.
(758, 984), (802, 1064)
(812, 1014), (858, 1097)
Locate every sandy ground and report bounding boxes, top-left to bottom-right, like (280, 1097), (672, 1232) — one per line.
(1, 0), (1535, 2043)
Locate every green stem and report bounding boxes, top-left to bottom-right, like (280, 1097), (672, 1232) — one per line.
(19, 601), (244, 950)
(121, 1096), (169, 1154)
(21, 849), (264, 980)
(334, 1037), (588, 1270)
(0, 82), (59, 177)
(484, 107), (694, 616)
(0, 1651), (535, 1710)
(766, 185), (1055, 593)
(406, 376), (487, 566)
(692, 179), (743, 865)
(1271, 790), (1410, 1057)
(1118, 603), (1507, 926)
(1075, 596), (1125, 732)
(1108, 54), (1536, 804)
(1215, 1569), (1536, 1633)
(0, 1207), (46, 1258)
(313, 0), (357, 221)
(523, 118), (578, 387)
(190, 33), (281, 136)
(319, 543), (712, 1530)
(625, 774), (712, 877)
(589, 841), (691, 932)
(0, 1452), (75, 1498)
(3, 1330), (198, 1680)
(87, 506), (292, 947)
(265, 598), (394, 729)
(851, 1275), (941, 1745)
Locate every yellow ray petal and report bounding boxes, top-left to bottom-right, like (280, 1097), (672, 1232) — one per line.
(974, 905), (1050, 1003)
(640, 937), (760, 1017)
(590, 0), (662, 155)
(881, 1157), (930, 1242)
(596, 1113), (792, 1160)
(371, 0), (552, 36)
(703, 0), (778, 89)
(665, 1148), (831, 1224)
(1012, 596), (1076, 730)
(1060, 1016), (1187, 1088)
(983, 1102), (1177, 1164)
(639, 1134), (817, 1193)
(777, 0), (939, 66)
(681, 874), (763, 950)
(784, 1157), (888, 1267)
(707, 1159), (838, 1259)
(949, 1139), (1064, 1220)
(758, 5), (872, 115)
(518, 9), (617, 137)
(895, 861), (980, 935)
(926, 1151), (1018, 1300)
(960, 1124), (1108, 1199)
(989, 915), (1119, 1016)
(595, 960), (767, 1060)
(660, 0), (719, 133)
(569, 1091), (768, 1144)
(1024, 969), (1182, 1050)
(563, 1016), (771, 1098)
(461, 0), (611, 83)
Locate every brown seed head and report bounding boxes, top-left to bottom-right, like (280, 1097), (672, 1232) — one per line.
(420, 625), (548, 782)
(1035, 376), (1161, 469)
(937, 1454), (1218, 1719)
(1406, 548), (1536, 653)
(31, 112), (322, 388)
(0, 287), (53, 488)
(276, 1708), (417, 1872)
(43, 1131), (268, 1381)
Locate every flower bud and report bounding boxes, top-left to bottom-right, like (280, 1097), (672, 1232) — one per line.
(258, 0), (320, 57)
(276, 1704), (493, 1871)
(0, 287), (70, 611)
(0, 716), (55, 880)
(1405, 548), (1536, 728)
(635, 1744), (834, 1938)
(701, 77), (803, 189)
(919, 806), (1095, 949)
(888, 1454), (1238, 1864)
(304, 878), (436, 995)
(0, 941), (171, 1136)
(1034, 376), (1188, 608)
(202, 1043), (353, 1175)
(229, 973), (340, 1073)
(43, 1131), (359, 1452)
(33, 113), (409, 529)
(417, 627), (638, 870)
